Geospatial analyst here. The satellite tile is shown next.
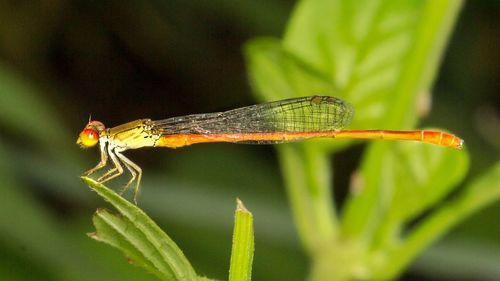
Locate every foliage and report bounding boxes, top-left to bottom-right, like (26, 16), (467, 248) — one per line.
(84, 177), (200, 281)
(84, 177), (254, 281)
(244, 0), (499, 280)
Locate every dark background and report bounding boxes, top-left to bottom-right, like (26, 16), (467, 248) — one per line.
(0, 1), (498, 280)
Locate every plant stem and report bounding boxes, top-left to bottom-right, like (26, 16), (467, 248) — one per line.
(387, 0), (464, 129)
(340, 0), (464, 241)
(229, 198), (254, 281)
(278, 143), (337, 254)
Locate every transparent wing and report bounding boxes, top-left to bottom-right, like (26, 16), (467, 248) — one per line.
(151, 96), (354, 135)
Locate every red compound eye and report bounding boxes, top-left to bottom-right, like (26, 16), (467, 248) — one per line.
(78, 128), (99, 147)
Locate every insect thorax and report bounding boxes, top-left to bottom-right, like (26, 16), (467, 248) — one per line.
(108, 119), (160, 150)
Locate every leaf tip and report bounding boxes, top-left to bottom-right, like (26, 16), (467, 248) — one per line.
(87, 231), (99, 240)
(81, 176), (98, 187)
(236, 198), (250, 213)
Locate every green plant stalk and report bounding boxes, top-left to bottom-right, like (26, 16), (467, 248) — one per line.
(376, 162), (500, 280)
(277, 144), (337, 254)
(387, 0), (464, 129)
(82, 177), (201, 281)
(229, 198), (254, 281)
(367, 0), (465, 248)
(341, 0), (464, 241)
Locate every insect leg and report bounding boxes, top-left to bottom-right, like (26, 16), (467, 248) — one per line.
(115, 152), (142, 204)
(97, 147), (123, 183)
(115, 151), (137, 195)
(82, 141), (108, 177)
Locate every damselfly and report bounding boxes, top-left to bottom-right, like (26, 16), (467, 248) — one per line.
(77, 96), (463, 203)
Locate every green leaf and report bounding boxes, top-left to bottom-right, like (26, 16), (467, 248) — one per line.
(283, 0), (463, 129)
(456, 161), (500, 215)
(375, 161), (500, 280)
(341, 137), (469, 243)
(385, 138), (468, 222)
(284, 0), (416, 130)
(229, 198), (254, 281)
(359, 132), (468, 248)
(337, 0), (464, 240)
(83, 177), (200, 281)
(244, 38), (336, 102)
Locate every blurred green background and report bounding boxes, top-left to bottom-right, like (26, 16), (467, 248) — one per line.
(0, 1), (498, 281)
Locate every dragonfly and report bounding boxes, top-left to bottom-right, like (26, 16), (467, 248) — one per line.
(77, 95), (463, 203)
